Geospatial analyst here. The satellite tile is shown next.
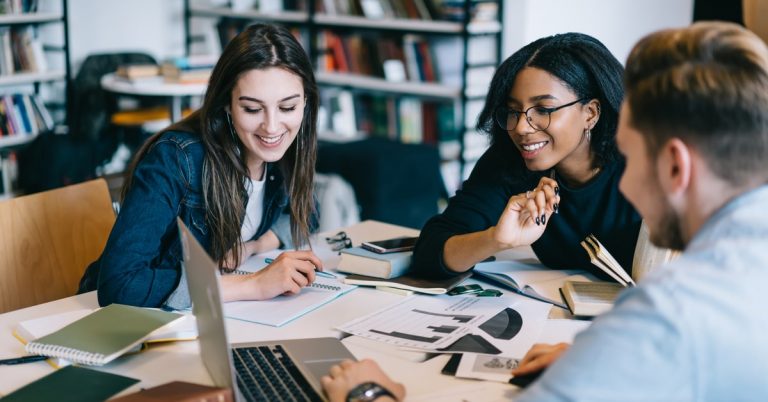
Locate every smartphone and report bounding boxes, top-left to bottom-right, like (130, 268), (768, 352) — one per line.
(360, 236), (418, 254)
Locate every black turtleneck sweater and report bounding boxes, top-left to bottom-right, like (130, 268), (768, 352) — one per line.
(411, 135), (642, 280)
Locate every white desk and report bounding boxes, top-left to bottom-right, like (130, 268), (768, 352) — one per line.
(0, 220), (589, 401)
(100, 73), (207, 122)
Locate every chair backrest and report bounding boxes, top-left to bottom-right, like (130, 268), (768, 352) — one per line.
(70, 52), (158, 141)
(0, 179), (116, 313)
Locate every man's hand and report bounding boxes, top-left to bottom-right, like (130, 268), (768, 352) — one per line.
(511, 342), (570, 377)
(321, 359), (405, 402)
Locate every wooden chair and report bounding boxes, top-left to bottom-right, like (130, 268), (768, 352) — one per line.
(0, 179), (116, 313)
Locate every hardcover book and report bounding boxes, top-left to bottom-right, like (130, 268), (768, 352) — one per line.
(560, 234), (635, 317)
(337, 246), (412, 279)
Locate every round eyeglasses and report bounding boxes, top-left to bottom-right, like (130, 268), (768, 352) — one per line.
(494, 98), (586, 132)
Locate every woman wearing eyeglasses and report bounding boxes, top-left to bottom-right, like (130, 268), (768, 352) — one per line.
(411, 32), (642, 280)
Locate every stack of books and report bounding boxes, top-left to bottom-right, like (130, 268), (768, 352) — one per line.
(161, 55), (217, 84)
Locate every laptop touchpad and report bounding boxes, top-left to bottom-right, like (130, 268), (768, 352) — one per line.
(304, 359), (347, 380)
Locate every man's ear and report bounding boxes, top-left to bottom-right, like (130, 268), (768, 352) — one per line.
(657, 138), (692, 197)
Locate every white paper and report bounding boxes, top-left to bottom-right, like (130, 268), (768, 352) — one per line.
(337, 293), (550, 357)
(456, 353), (519, 383)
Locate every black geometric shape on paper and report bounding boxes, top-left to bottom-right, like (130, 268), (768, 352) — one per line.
(478, 308), (523, 340)
(437, 334), (502, 354)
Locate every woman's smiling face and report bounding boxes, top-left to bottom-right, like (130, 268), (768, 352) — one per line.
(505, 67), (593, 172)
(229, 67), (305, 177)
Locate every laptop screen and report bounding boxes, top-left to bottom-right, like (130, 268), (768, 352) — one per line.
(177, 219), (237, 391)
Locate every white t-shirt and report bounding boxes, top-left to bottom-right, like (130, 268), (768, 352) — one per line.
(240, 174), (267, 242)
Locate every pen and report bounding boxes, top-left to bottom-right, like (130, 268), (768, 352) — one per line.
(264, 258), (337, 279)
(0, 355), (48, 365)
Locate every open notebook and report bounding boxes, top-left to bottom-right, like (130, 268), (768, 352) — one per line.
(23, 304), (183, 366)
(473, 260), (593, 309)
(225, 267), (356, 327)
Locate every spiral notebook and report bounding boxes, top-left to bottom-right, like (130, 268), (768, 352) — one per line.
(223, 271), (356, 327)
(24, 304), (183, 366)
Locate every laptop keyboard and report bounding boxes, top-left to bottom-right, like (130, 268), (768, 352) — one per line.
(233, 345), (322, 402)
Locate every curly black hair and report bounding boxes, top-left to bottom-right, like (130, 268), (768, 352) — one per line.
(476, 32), (624, 170)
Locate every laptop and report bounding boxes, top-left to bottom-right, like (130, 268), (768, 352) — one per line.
(178, 219), (356, 402)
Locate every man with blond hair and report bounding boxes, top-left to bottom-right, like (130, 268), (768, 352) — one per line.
(321, 21), (768, 402)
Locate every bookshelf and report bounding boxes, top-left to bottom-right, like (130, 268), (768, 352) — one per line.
(0, 0), (70, 198)
(184, 0), (502, 194)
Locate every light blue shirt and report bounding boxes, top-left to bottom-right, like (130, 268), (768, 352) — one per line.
(519, 186), (768, 402)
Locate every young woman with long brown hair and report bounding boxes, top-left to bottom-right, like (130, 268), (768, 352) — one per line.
(79, 24), (322, 309)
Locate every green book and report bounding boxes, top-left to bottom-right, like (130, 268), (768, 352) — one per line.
(1, 366), (139, 402)
(25, 304), (182, 366)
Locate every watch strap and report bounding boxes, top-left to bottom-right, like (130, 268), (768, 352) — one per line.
(346, 381), (396, 402)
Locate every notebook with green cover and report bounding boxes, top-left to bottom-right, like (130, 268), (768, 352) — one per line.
(1, 365), (139, 402)
(25, 303), (182, 366)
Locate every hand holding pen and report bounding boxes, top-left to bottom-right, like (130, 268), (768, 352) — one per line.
(251, 251), (326, 299)
(265, 258), (336, 279)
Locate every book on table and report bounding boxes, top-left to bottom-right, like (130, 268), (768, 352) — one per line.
(109, 381), (233, 402)
(337, 246), (412, 279)
(472, 259), (592, 309)
(22, 304), (184, 366)
(14, 308), (197, 368)
(1, 366), (139, 402)
(560, 234), (636, 317)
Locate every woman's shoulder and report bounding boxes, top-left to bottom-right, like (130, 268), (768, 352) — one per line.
(155, 130), (203, 149)
(147, 130), (205, 162)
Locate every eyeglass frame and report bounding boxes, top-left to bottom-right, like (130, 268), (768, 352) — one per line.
(494, 97), (588, 132)
(325, 231), (353, 251)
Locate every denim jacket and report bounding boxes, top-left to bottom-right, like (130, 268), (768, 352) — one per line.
(78, 131), (293, 310)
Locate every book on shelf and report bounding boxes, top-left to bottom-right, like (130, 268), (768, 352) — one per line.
(0, 26), (48, 76)
(0, 0), (41, 14)
(343, 270), (472, 295)
(0, 366), (139, 402)
(337, 246), (412, 279)
(0, 93), (53, 137)
(560, 234), (636, 317)
(23, 304), (185, 366)
(109, 381), (233, 402)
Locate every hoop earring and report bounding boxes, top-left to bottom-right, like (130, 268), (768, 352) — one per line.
(584, 128), (592, 143)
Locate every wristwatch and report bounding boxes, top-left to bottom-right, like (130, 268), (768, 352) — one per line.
(346, 382), (396, 402)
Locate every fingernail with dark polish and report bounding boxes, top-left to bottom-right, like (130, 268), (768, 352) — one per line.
(535, 217), (540, 225)
(554, 186), (560, 195)
(554, 203), (559, 214)
(541, 215), (546, 225)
